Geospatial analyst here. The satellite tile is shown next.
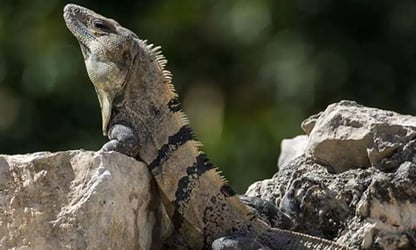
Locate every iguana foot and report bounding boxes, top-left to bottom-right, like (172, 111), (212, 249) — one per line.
(212, 236), (272, 250)
(239, 195), (295, 230)
(101, 124), (140, 157)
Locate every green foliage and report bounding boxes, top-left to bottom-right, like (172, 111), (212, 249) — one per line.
(1, 0), (416, 192)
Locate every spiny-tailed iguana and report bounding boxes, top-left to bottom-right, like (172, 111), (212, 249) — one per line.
(63, 4), (351, 250)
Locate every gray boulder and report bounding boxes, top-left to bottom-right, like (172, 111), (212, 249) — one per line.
(0, 150), (171, 250)
(247, 100), (416, 249)
(302, 100), (416, 173)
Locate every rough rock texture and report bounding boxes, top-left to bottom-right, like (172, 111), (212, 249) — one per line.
(302, 100), (416, 173)
(247, 100), (416, 249)
(0, 150), (171, 250)
(3, 100), (416, 250)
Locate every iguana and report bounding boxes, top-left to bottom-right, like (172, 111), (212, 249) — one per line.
(63, 4), (352, 250)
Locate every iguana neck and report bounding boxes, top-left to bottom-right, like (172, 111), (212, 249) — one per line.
(110, 41), (187, 165)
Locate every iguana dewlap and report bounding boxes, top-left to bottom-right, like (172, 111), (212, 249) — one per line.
(63, 4), (352, 250)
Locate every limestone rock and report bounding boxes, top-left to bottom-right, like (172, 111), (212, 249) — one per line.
(247, 100), (416, 249)
(302, 100), (416, 173)
(0, 150), (171, 250)
(249, 154), (416, 249)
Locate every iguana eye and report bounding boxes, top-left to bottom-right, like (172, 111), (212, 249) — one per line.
(93, 20), (113, 32)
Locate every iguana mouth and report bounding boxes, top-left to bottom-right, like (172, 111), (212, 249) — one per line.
(63, 4), (95, 48)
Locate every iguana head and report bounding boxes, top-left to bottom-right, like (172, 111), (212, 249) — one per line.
(63, 4), (139, 135)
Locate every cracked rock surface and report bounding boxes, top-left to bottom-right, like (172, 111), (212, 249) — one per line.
(0, 151), (170, 250)
(247, 100), (416, 249)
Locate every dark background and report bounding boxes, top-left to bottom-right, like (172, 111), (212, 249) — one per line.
(1, 0), (416, 192)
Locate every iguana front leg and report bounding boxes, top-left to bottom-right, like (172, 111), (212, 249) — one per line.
(239, 195), (295, 230)
(210, 196), (292, 250)
(102, 124), (140, 157)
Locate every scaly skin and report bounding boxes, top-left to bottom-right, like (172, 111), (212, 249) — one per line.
(63, 4), (352, 250)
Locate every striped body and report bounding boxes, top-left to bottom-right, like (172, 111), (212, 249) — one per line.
(109, 68), (265, 248)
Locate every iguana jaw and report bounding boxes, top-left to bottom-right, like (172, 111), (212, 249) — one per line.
(64, 3), (129, 136)
(64, 4), (111, 135)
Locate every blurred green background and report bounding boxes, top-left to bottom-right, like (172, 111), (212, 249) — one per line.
(1, 0), (416, 192)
